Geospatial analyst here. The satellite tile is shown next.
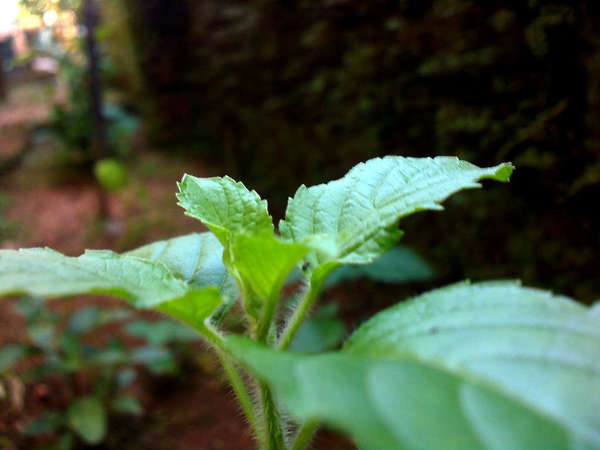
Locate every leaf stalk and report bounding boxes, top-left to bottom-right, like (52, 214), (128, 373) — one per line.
(290, 420), (319, 450)
(276, 281), (320, 351)
(216, 349), (262, 446)
(259, 381), (287, 450)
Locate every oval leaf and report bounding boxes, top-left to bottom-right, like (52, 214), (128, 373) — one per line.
(111, 395), (143, 415)
(345, 280), (600, 446)
(0, 248), (188, 307)
(324, 245), (433, 288)
(126, 232), (238, 299)
(228, 281), (600, 449)
(0, 344), (28, 371)
(231, 234), (308, 305)
(176, 175), (273, 245)
(0, 242), (228, 342)
(280, 156), (512, 276)
(66, 396), (107, 445)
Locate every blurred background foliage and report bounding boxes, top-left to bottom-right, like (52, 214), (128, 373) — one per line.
(99, 0), (600, 301)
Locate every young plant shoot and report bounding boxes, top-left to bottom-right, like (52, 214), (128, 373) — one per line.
(1, 156), (599, 449)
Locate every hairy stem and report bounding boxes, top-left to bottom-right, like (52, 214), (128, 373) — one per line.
(242, 286), (261, 338)
(203, 324), (226, 347)
(290, 421), (319, 450)
(277, 282), (320, 350)
(216, 350), (261, 445)
(256, 295), (278, 343)
(259, 381), (286, 450)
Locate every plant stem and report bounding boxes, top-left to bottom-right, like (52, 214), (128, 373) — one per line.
(204, 324), (225, 347)
(290, 421), (319, 450)
(277, 282), (320, 350)
(256, 296), (277, 343)
(259, 381), (286, 450)
(241, 286), (260, 338)
(216, 350), (261, 444)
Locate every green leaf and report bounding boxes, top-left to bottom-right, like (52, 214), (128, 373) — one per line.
(88, 347), (128, 366)
(110, 395), (143, 415)
(0, 344), (27, 371)
(14, 296), (57, 323)
(24, 411), (63, 436)
(324, 245), (433, 289)
(284, 246), (433, 287)
(0, 244), (230, 343)
(66, 306), (101, 335)
(98, 308), (134, 323)
(116, 368), (136, 388)
(157, 288), (224, 340)
(230, 339), (574, 449)
(231, 234), (308, 323)
(66, 397), (107, 445)
(346, 281), (600, 444)
(176, 177), (304, 328)
(0, 248), (189, 308)
(228, 281), (600, 449)
(280, 156), (512, 277)
(176, 175), (273, 245)
(127, 233), (237, 329)
(126, 232), (237, 300)
(57, 432), (75, 450)
(29, 322), (56, 351)
(289, 317), (346, 353)
(131, 345), (176, 374)
(125, 319), (199, 345)
(60, 332), (82, 362)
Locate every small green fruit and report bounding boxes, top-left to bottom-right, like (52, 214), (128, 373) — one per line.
(94, 158), (128, 192)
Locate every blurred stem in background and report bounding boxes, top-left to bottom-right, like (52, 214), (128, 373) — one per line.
(0, 54), (6, 101)
(84, 0), (106, 160)
(84, 0), (109, 217)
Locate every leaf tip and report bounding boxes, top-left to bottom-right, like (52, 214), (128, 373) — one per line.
(178, 173), (192, 188)
(494, 163), (515, 182)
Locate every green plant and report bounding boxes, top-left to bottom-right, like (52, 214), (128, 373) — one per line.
(1, 156), (599, 449)
(0, 297), (196, 447)
(37, 51), (139, 168)
(285, 245), (433, 354)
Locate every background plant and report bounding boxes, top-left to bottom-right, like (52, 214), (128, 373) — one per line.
(36, 50), (139, 170)
(0, 156), (599, 449)
(0, 296), (198, 448)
